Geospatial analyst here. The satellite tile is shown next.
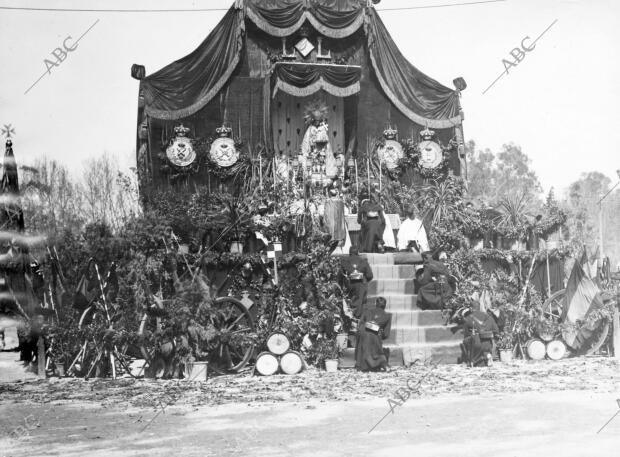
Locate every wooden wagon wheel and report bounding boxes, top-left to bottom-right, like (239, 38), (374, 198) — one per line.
(542, 288), (610, 356)
(70, 305), (139, 378)
(207, 296), (255, 374)
(542, 289), (565, 322)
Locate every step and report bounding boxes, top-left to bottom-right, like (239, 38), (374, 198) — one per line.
(340, 342), (462, 368)
(384, 324), (462, 346)
(389, 310), (445, 327)
(367, 294), (418, 311)
(368, 278), (415, 295)
(385, 342), (462, 365)
(370, 264), (416, 279)
(361, 252), (423, 265)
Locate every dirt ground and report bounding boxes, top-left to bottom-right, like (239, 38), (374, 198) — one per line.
(1, 357), (620, 456)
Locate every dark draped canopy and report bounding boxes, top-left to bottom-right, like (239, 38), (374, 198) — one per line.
(140, 0), (462, 128)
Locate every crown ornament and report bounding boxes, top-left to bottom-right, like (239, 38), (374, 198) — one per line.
(216, 125), (233, 138)
(420, 124), (435, 141)
(383, 126), (398, 140)
(173, 124), (191, 137)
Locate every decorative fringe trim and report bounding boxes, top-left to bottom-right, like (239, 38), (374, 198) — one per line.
(273, 78), (360, 99)
(144, 11), (245, 120)
(246, 6), (364, 38)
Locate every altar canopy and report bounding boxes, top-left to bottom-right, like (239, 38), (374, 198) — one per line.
(139, 0), (462, 128)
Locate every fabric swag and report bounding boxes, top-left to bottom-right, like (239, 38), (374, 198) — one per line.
(272, 63), (361, 98)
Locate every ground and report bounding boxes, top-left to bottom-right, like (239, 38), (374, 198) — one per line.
(1, 357), (620, 456)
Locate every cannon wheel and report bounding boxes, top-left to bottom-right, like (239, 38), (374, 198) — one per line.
(69, 305), (138, 378)
(207, 296), (255, 374)
(542, 288), (610, 356)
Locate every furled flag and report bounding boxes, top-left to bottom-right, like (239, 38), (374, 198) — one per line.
(561, 248), (604, 349)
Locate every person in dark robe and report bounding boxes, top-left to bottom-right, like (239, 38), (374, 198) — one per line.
(358, 192), (385, 253)
(355, 296), (391, 371)
(416, 252), (457, 310)
(341, 246), (373, 318)
(323, 187), (346, 247)
(458, 303), (500, 367)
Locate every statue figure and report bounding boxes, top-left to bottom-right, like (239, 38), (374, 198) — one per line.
(300, 101), (338, 178)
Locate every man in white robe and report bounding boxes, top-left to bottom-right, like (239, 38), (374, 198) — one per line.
(397, 207), (429, 252)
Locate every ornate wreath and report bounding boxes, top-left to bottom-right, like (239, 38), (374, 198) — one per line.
(158, 135), (249, 181)
(375, 137), (454, 179)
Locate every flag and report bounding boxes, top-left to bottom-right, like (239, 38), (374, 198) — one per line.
(562, 248), (604, 349)
(73, 258), (94, 311)
(266, 242), (282, 259)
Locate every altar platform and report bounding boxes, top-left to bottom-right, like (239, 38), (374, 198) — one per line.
(345, 213), (402, 249)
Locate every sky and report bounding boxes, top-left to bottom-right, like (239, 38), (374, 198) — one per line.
(0, 0), (619, 197)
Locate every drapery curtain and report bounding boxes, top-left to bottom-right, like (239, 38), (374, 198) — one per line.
(245, 0), (365, 38)
(139, 1), (462, 127)
(141, 7), (245, 120)
(272, 63), (361, 98)
(365, 8), (462, 128)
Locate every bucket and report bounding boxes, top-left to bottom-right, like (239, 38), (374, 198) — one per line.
(325, 359), (338, 372)
(230, 241), (243, 254)
(336, 334), (348, 350)
(187, 361), (208, 381)
(256, 352), (279, 376)
(280, 351), (304, 375)
(499, 349), (512, 363)
(526, 339), (546, 360)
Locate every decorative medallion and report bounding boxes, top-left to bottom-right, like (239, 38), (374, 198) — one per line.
(418, 126), (443, 169)
(376, 126), (404, 170)
(166, 124), (196, 167)
(209, 125), (239, 167)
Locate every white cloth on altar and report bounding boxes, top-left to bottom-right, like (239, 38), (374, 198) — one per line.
(332, 207), (352, 255)
(397, 217), (429, 252)
(382, 214), (396, 249)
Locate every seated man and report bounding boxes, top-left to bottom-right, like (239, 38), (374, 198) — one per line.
(397, 206), (429, 252)
(355, 296), (391, 371)
(416, 251), (457, 310)
(458, 303), (500, 367)
(341, 246), (373, 318)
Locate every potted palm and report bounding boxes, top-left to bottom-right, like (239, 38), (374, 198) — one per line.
(315, 338), (341, 372)
(497, 332), (514, 362)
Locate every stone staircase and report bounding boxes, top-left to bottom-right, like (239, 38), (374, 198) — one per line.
(340, 253), (462, 367)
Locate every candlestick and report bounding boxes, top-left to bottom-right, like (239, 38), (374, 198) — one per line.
(273, 156), (277, 190)
(367, 158), (370, 197)
(355, 159), (359, 195)
(379, 157), (382, 195)
(259, 155), (263, 190)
